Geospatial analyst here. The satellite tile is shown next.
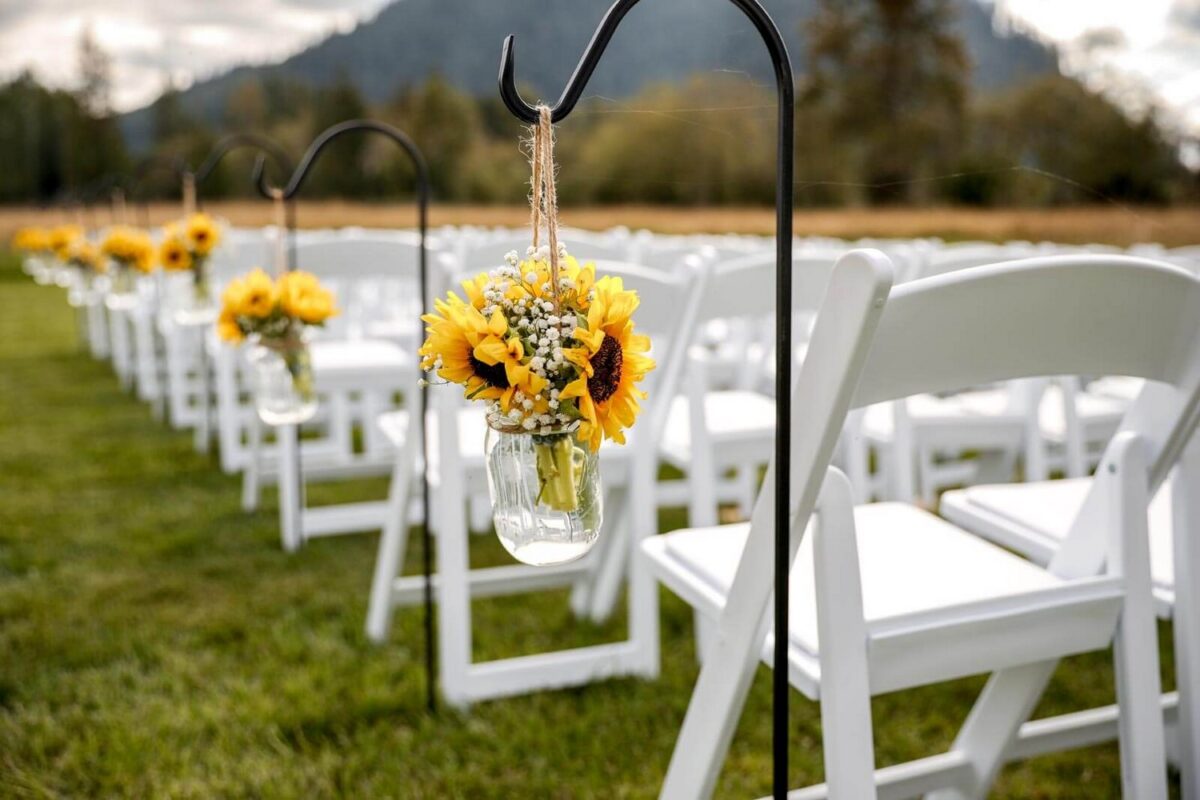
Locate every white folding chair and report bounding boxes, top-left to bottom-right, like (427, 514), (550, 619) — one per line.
(657, 252), (844, 525)
(366, 258), (707, 708)
(643, 251), (1195, 798)
(941, 417), (1199, 794)
(246, 236), (437, 551)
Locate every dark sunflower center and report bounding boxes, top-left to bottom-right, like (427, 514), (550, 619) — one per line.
(587, 335), (623, 403)
(470, 355), (510, 388)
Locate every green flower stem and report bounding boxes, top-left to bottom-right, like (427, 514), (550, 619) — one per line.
(535, 434), (579, 512)
(283, 347), (315, 404)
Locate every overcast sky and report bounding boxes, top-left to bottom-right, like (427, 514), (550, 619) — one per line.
(0, 0), (1197, 142)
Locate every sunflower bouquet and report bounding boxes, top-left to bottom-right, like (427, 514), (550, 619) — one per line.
(12, 227), (52, 256)
(47, 225), (84, 263)
(65, 239), (105, 275)
(216, 268), (338, 421)
(420, 244), (654, 514)
(100, 226), (155, 293)
(159, 213), (222, 307)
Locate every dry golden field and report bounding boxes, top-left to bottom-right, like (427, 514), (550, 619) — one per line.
(4, 201), (1198, 246)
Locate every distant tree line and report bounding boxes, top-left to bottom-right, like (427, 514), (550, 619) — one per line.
(1, 0), (1195, 208)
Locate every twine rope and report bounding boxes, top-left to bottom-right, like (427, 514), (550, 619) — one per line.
(270, 189), (287, 276)
(529, 105), (561, 309)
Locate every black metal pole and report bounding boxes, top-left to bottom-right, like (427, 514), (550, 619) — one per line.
(498, 3), (794, 795)
(252, 120), (437, 713)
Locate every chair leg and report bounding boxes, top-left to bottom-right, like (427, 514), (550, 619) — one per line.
(366, 454), (414, 643)
(277, 423), (302, 553)
(917, 444), (938, 507)
(924, 662), (1059, 800)
(586, 487), (632, 623)
(241, 415), (262, 513)
(1108, 436), (1168, 799)
(813, 469), (878, 799)
(1172, 443), (1200, 800)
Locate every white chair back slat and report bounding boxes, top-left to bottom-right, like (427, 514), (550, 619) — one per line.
(851, 256), (1200, 409)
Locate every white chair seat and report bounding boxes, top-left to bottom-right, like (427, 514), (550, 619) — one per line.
(863, 390), (1022, 440)
(942, 479), (1175, 601)
(1088, 376), (1145, 403)
(311, 339), (412, 386)
(660, 390), (777, 465)
(646, 502), (1082, 695)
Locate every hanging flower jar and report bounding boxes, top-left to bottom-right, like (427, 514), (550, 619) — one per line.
(100, 225), (155, 299)
(63, 239), (106, 308)
(419, 105), (655, 567)
(160, 213), (222, 324)
(47, 225), (84, 288)
(13, 226), (60, 285)
(216, 268), (337, 426)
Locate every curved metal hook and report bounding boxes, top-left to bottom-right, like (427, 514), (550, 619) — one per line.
(131, 153), (188, 190)
(251, 118), (430, 203)
(499, 0), (793, 124)
(194, 133), (293, 188)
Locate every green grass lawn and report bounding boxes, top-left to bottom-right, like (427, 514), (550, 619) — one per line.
(0, 250), (1180, 798)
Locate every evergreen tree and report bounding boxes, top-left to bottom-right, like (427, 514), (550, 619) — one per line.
(306, 76), (369, 197)
(806, 0), (969, 203)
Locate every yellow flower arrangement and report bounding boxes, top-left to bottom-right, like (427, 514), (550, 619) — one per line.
(161, 213), (223, 305)
(12, 227), (52, 253)
(216, 268), (337, 343)
(419, 244), (653, 511)
(48, 225), (84, 262)
(101, 226), (155, 274)
(66, 240), (106, 274)
(218, 268), (337, 410)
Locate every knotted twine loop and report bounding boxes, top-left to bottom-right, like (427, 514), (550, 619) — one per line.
(270, 188), (287, 277)
(529, 104), (562, 310)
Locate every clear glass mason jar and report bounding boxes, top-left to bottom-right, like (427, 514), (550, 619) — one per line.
(172, 261), (217, 325)
(484, 422), (603, 567)
(249, 339), (318, 426)
(109, 263), (136, 296)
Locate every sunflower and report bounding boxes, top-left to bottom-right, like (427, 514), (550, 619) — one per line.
(278, 270), (338, 324)
(68, 241), (105, 273)
(159, 236), (192, 272)
(560, 276), (655, 451)
(216, 307), (244, 343)
(101, 227), (155, 272)
(12, 227), (51, 252)
(420, 295), (546, 411)
(222, 268), (278, 319)
(185, 213), (220, 256)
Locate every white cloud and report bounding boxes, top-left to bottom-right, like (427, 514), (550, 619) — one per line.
(0, 0), (392, 111)
(996, 0), (1200, 142)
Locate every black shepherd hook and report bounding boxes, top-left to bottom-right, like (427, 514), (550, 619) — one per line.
(194, 132), (297, 247)
(252, 118), (437, 713)
(501, 2), (795, 796)
(194, 133), (294, 212)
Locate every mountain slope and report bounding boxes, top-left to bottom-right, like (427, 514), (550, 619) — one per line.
(120, 0), (1058, 149)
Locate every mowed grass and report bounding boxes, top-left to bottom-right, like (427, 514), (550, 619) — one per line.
(0, 248), (1182, 798)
